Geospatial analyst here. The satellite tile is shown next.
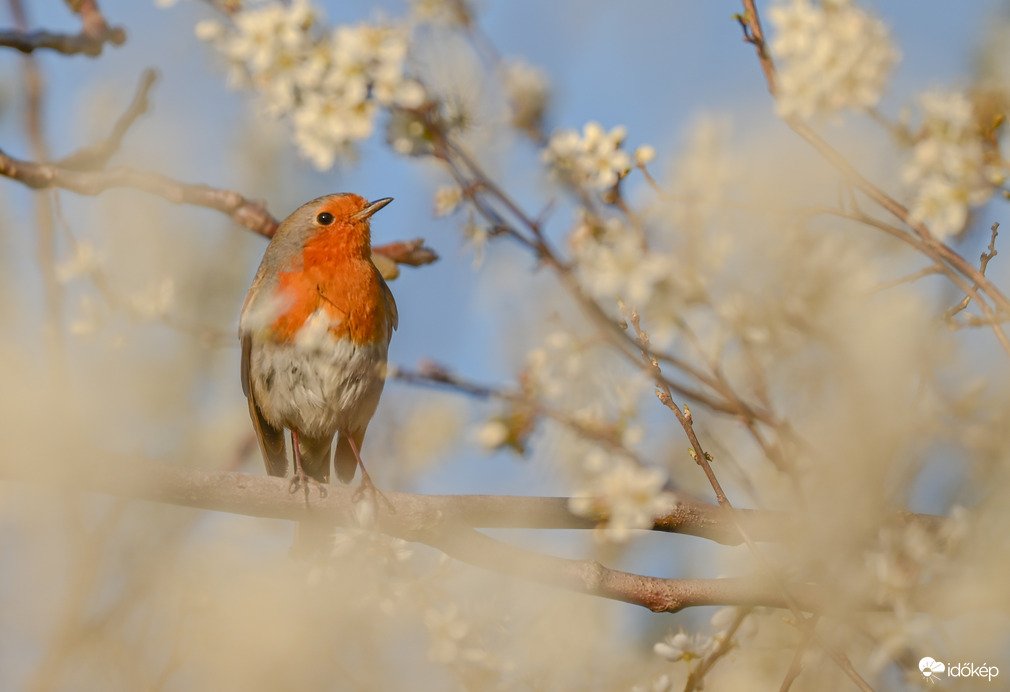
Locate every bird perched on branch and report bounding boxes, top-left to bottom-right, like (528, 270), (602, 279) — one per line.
(239, 193), (398, 548)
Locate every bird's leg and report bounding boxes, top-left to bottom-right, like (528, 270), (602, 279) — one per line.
(348, 436), (395, 513)
(288, 430), (310, 505)
(287, 430), (327, 502)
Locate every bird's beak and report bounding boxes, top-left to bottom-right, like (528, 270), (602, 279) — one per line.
(352, 197), (393, 221)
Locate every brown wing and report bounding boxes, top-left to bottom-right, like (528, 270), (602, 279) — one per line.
(241, 333), (288, 477)
(379, 272), (398, 339)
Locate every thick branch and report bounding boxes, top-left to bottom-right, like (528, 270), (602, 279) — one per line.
(0, 456), (857, 614)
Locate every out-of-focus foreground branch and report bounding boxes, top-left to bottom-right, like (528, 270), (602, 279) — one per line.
(0, 456), (941, 615)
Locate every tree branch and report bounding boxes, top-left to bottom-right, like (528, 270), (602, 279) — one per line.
(0, 456), (872, 614)
(0, 0), (125, 57)
(0, 146), (437, 271)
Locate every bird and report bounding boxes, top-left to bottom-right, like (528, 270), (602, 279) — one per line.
(239, 193), (398, 526)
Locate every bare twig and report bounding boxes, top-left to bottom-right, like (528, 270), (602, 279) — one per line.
(0, 25), (125, 55)
(1, 0), (125, 57)
(945, 222), (1001, 319)
(9, 0), (64, 376)
(395, 361), (654, 468)
(779, 615), (821, 692)
(684, 608), (753, 692)
(872, 264), (944, 294)
(56, 69), (158, 171)
(0, 148), (437, 270)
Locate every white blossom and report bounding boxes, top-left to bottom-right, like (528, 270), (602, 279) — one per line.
(569, 459), (675, 542)
(198, 4), (427, 169)
(474, 420), (509, 449)
(901, 90), (1002, 240)
(433, 185), (463, 217)
(542, 122), (634, 190)
(653, 631), (716, 662)
(768, 0), (898, 119)
(634, 144), (656, 166)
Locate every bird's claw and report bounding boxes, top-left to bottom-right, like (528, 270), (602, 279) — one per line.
(352, 475), (395, 514)
(289, 473), (328, 501)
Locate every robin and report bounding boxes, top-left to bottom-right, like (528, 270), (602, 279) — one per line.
(239, 193), (397, 516)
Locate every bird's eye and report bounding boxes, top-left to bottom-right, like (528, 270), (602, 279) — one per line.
(316, 212), (334, 226)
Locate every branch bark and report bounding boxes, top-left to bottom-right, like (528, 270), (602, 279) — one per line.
(0, 456), (943, 615)
(1, 0), (124, 56)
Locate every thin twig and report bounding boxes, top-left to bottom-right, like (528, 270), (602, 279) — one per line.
(778, 615), (820, 692)
(56, 69), (158, 171)
(1, 0), (124, 57)
(683, 608), (753, 692)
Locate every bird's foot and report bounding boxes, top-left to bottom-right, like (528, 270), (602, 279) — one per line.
(289, 472), (328, 505)
(351, 470), (395, 514)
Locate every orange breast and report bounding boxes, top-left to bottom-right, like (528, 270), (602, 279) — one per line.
(270, 228), (389, 347)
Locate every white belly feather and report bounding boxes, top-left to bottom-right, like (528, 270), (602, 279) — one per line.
(249, 323), (389, 440)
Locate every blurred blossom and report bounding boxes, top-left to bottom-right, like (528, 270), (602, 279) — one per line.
(503, 60), (550, 135)
(55, 240), (102, 284)
(631, 674), (672, 692)
(569, 460), (675, 542)
(433, 185), (463, 217)
(461, 214), (489, 268)
(666, 115), (737, 234)
(385, 109), (432, 156)
(393, 398), (464, 471)
(768, 0), (898, 119)
(424, 603), (470, 663)
(569, 211), (668, 307)
(128, 278), (176, 321)
(634, 144), (656, 166)
(474, 419), (509, 449)
(542, 122), (634, 190)
(901, 90), (1003, 240)
(653, 630), (716, 662)
(409, 0), (473, 27)
(68, 295), (103, 338)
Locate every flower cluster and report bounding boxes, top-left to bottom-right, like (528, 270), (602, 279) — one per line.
(901, 90), (1003, 240)
(197, 1), (426, 169)
(768, 0), (899, 119)
(542, 122), (633, 190)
